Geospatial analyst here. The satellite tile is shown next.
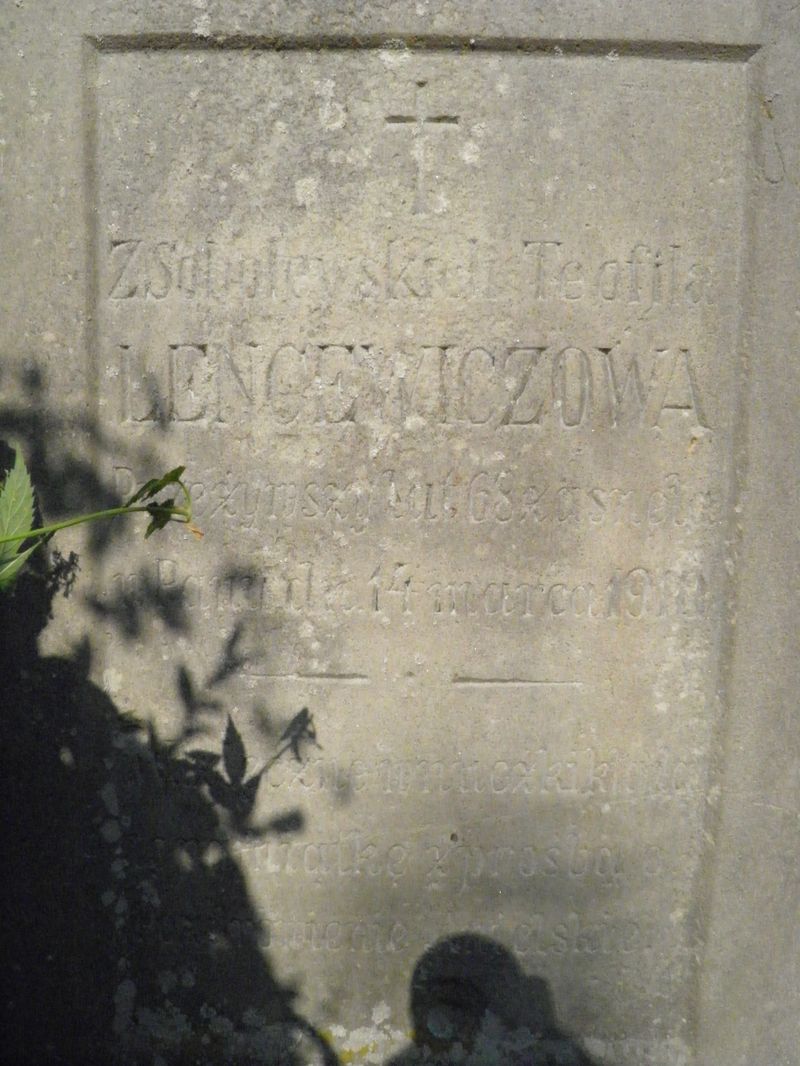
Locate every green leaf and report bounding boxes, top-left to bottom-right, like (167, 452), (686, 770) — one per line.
(0, 541), (39, 592)
(144, 497), (176, 538)
(0, 447), (35, 568)
(126, 466), (186, 507)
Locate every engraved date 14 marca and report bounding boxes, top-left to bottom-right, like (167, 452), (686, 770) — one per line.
(129, 559), (707, 623)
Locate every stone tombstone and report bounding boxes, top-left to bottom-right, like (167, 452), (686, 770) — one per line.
(2, 3), (798, 1066)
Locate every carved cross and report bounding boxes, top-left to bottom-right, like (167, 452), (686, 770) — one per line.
(385, 79), (460, 214)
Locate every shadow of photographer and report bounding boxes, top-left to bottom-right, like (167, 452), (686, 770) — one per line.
(387, 933), (597, 1066)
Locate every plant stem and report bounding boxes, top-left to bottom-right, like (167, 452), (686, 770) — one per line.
(0, 504), (190, 547)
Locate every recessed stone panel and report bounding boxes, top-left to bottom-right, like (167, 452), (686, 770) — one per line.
(89, 43), (750, 1064)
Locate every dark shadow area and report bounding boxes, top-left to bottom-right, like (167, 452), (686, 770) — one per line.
(0, 362), (149, 557)
(85, 564), (193, 640)
(387, 934), (597, 1066)
(2, 373), (606, 1065)
(0, 423), (339, 1064)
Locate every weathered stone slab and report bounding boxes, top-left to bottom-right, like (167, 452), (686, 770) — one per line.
(1, 4), (797, 1066)
(91, 40), (744, 1064)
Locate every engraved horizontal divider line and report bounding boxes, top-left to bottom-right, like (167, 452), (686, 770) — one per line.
(244, 674), (584, 686)
(248, 672), (370, 684)
(86, 33), (760, 62)
(385, 115), (459, 124)
(452, 677), (584, 687)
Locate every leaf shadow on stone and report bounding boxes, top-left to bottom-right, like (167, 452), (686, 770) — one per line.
(178, 709), (314, 839)
(206, 621), (249, 688)
(386, 933), (600, 1066)
(0, 416), (339, 1066)
(177, 663), (224, 722)
(0, 362), (154, 557)
(86, 565), (193, 639)
(1, 555), (339, 1066)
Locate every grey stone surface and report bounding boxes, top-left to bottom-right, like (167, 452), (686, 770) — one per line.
(1, 4), (797, 1065)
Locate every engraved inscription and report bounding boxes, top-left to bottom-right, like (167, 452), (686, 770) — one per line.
(105, 236), (714, 311)
(113, 340), (709, 431)
(235, 829), (654, 892)
(135, 469), (712, 535)
(95, 48), (747, 1055)
(522, 240), (714, 313)
(261, 747), (698, 802)
(106, 559), (707, 624)
(262, 913), (659, 968)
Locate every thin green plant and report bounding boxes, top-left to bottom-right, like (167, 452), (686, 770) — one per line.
(0, 446), (200, 593)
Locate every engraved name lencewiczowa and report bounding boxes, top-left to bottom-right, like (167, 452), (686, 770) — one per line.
(114, 341), (707, 429)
